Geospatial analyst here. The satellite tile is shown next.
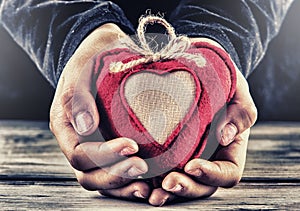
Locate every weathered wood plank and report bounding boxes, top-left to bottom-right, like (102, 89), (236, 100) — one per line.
(0, 121), (74, 180)
(0, 180), (299, 210)
(244, 122), (300, 180)
(1, 121), (300, 210)
(0, 120), (300, 180)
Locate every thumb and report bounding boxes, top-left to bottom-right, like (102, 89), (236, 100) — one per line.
(61, 60), (99, 136)
(60, 86), (100, 136)
(56, 24), (127, 137)
(71, 90), (100, 136)
(216, 71), (257, 146)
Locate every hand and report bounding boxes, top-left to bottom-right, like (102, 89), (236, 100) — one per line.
(216, 70), (257, 146)
(147, 129), (250, 206)
(190, 37), (257, 147)
(50, 23), (151, 200)
(146, 38), (257, 206)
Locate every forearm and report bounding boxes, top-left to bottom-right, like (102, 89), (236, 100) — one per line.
(0, 0), (134, 87)
(170, 0), (294, 77)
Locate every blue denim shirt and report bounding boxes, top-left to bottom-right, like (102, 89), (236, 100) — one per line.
(0, 0), (294, 87)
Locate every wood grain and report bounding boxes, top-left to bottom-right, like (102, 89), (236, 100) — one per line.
(1, 120), (300, 210)
(0, 181), (299, 210)
(0, 121), (73, 180)
(245, 122), (300, 180)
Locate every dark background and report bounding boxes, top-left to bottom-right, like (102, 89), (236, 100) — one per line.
(0, 1), (300, 121)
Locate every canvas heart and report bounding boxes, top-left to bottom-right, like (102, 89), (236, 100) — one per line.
(93, 41), (237, 179)
(123, 70), (197, 146)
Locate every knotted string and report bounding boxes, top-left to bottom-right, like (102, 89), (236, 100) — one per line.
(109, 15), (206, 73)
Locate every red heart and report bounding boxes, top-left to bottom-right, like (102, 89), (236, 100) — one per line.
(122, 70), (198, 146)
(94, 42), (236, 179)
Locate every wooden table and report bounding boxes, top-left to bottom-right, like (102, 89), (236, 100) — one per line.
(0, 121), (299, 210)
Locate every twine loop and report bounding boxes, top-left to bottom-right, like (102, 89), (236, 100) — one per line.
(110, 15), (206, 73)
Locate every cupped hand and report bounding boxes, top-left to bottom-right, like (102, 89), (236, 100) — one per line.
(146, 38), (257, 206)
(148, 129), (250, 206)
(190, 38), (257, 147)
(50, 23), (151, 200)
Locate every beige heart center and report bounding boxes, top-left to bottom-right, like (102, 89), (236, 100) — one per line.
(124, 70), (196, 145)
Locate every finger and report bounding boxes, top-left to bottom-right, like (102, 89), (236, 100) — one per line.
(62, 88), (99, 136)
(162, 172), (217, 198)
(74, 156), (148, 190)
(216, 71), (257, 146)
(60, 60), (99, 136)
(73, 138), (140, 171)
(148, 188), (176, 207)
(52, 42), (99, 137)
(99, 181), (150, 200)
(185, 159), (241, 188)
(185, 129), (250, 187)
(56, 136), (139, 171)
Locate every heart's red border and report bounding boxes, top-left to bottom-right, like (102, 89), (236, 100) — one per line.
(119, 67), (202, 151)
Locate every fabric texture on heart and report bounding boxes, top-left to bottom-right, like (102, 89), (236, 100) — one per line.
(123, 70), (197, 146)
(94, 41), (237, 178)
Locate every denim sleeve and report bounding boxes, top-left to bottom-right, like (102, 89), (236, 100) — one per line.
(170, 0), (294, 77)
(0, 0), (134, 87)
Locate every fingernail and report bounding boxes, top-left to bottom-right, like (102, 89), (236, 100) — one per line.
(119, 147), (137, 156)
(159, 198), (168, 207)
(75, 111), (93, 134)
(166, 184), (183, 192)
(127, 166), (146, 177)
(221, 123), (238, 145)
(186, 168), (202, 177)
(133, 191), (146, 199)
(163, 179), (183, 192)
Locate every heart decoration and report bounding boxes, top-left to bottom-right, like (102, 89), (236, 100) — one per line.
(93, 16), (237, 180)
(123, 70), (197, 146)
